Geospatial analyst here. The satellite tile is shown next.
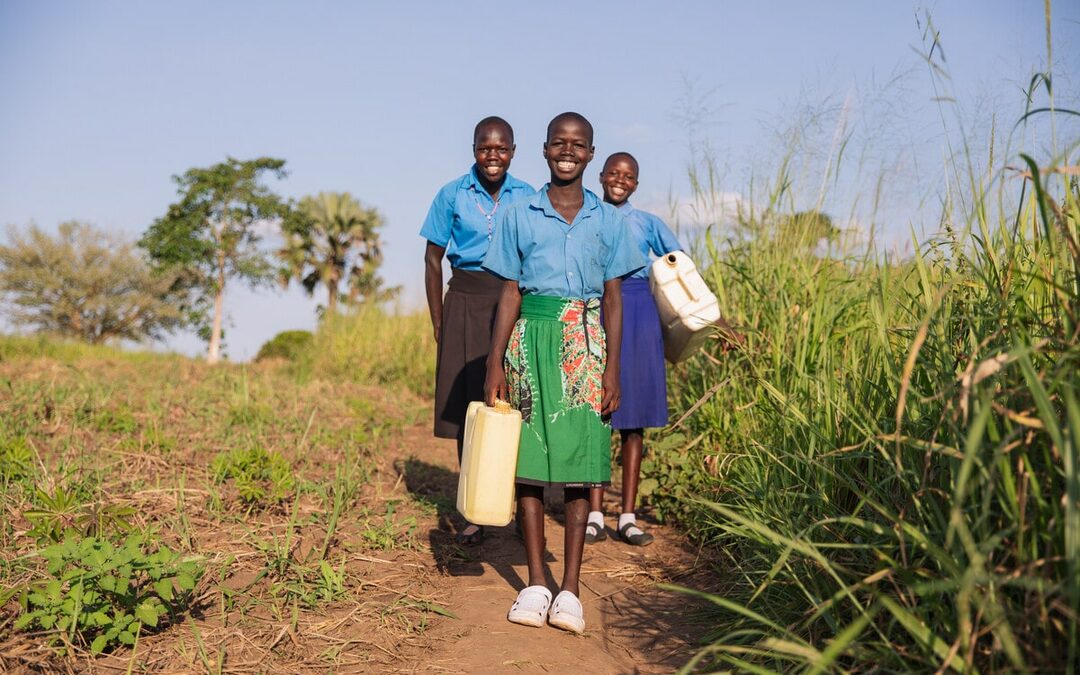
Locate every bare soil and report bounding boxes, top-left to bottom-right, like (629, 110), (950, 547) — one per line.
(0, 358), (719, 674)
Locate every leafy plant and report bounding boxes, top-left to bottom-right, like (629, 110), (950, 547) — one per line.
(360, 502), (416, 551)
(255, 329), (313, 363)
(638, 432), (714, 531)
(25, 487), (135, 544)
(14, 532), (202, 655)
(210, 447), (296, 505)
(0, 435), (35, 482)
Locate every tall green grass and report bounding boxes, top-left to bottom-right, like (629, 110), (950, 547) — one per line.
(654, 49), (1080, 675)
(307, 304), (435, 398)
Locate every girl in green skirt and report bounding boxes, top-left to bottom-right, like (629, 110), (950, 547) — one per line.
(483, 112), (645, 634)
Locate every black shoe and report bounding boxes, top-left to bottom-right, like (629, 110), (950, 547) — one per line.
(617, 522), (653, 547)
(584, 521), (607, 544)
(456, 524), (485, 546)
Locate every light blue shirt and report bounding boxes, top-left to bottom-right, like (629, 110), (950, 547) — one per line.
(419, 166), (536, 271)
(482, 186), (646, 299)
(618, 202), (683, 279)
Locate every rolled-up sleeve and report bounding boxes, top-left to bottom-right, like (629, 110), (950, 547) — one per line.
(418, 184), (454, 247)
(482, 209), (522, 281)
(604, 215), (647, 281)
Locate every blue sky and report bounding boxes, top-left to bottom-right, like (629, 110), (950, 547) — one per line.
(1, 1), (1077, 359)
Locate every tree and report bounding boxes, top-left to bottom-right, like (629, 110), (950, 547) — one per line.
(279, 191), (397, 315)
(139, 157), (289, 363)
(778, 210), (838, 247)
(0, 221), (183, 344)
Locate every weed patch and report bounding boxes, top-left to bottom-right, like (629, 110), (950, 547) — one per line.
(211, 447), (297, 505)
(13, 532), (202, 655)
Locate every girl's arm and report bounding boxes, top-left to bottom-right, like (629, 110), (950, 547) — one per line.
(484, 280), (523, 406)
(600, 278), (622, 415)
(424, 242), (446, 343)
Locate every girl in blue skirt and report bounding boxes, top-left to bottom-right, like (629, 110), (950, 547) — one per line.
(585, 152), (682, 547)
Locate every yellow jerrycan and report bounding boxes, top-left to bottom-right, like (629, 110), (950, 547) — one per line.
(456, 400), (521, 526)
(649, 251), (721, 363)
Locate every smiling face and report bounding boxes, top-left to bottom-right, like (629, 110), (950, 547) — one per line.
(472, 120), (515, 186)
(543, 116), (595, 184)
(599, 153), (639, 206)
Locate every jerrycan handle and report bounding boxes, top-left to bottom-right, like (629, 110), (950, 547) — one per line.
(665, 253), (698, 302)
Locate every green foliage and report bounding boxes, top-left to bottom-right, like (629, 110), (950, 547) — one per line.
(255, 329), (313, 362)
(0, 222), (183, 344)
(661, 141), (1079, 671)
(139, 157), (290, 362)
(0, 435), (35, 482)
(311, 306), (435, 398)
(14, 532), (202, 655)
(25, 487), (135, 545)
(211, 447), (296, 505)
(360, 502), (416, 551)
(638, 433), (713, 531)
(93, 406), (138, 434)
(279, 192), (399, 315)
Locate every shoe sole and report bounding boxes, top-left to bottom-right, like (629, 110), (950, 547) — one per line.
(508, 612), (546, 628)
(548, 614), (585, 634)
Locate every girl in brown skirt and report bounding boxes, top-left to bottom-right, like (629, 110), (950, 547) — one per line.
(420, 116), (536, 545)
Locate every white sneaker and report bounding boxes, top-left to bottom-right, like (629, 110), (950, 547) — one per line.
(507, 585), (552, 628)
(547, 590), (585, 634)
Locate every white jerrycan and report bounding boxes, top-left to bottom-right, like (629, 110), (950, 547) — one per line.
(456, 400), (521, 526)
(649, 251), (721, 363)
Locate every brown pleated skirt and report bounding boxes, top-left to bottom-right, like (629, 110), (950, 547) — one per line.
(433, 268), (504, 441)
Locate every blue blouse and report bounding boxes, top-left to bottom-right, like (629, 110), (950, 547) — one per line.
(482, 186), (645, 299)
(619, 202), (683, 279)
(419, 166), (536, 271)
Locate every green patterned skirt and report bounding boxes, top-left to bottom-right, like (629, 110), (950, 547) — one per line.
(505, 294), (612, 488)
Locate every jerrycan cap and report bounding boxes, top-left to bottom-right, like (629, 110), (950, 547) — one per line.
(664, 253), (678, 266)
(493, 399), (513, 413)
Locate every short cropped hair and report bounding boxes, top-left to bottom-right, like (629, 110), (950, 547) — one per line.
(474, 116), (514, 145)
(546, 112), (594, 144)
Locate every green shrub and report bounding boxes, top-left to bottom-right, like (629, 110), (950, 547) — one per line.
(13, 532), (202, 655)
(255, 330), (313, 363)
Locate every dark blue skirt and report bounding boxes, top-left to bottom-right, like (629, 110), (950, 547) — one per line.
(611, 278), (669, 430)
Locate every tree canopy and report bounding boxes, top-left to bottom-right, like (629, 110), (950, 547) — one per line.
(279, 191), (396, 314)
(139, 157), (289, 363)
(0, 221), (183, 344)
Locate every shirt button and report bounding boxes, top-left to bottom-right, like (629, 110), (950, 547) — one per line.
(568, 272), (574, 277)
(566, 234), (571, 239)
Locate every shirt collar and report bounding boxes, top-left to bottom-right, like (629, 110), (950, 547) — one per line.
(530, 185), (602, 222)
(466, 165), (517, 200)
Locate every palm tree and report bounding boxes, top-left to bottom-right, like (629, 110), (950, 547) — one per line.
(279, 192), (385, 316)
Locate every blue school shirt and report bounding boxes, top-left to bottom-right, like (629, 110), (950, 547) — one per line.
(618, 202), (683, 279)
(419, 166), (536, 271)
(482, 186), (645, 299)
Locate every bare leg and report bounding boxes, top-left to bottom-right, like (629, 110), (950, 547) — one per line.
(588, 486), (603, 513)
(517, 484), (546, 587)
(620, 429), (644, 515)
(561, 487), (588, 595)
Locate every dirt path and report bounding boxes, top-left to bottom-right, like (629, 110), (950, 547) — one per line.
(388, 425), (715, 674)
(0, 358), (718, 673)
